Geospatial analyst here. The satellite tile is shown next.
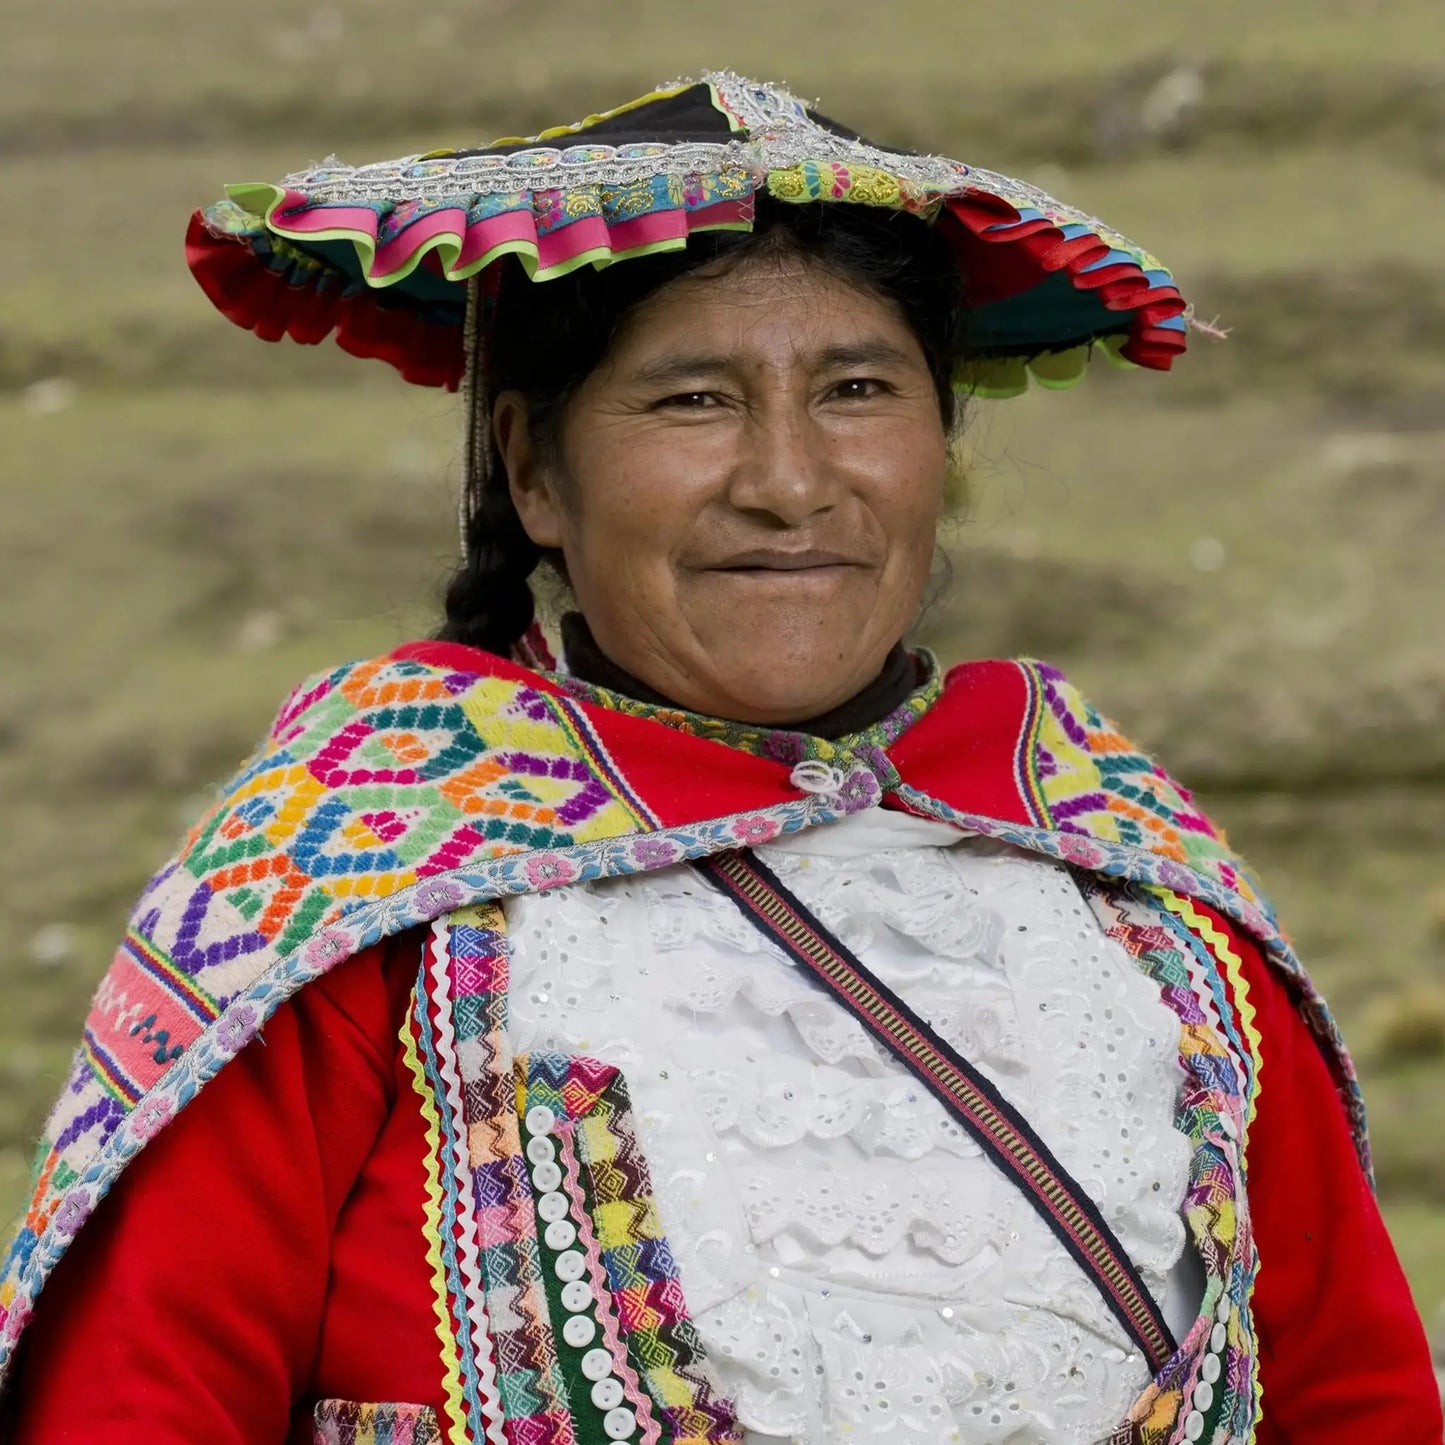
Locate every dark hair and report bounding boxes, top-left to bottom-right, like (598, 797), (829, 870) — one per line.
(438, 198), (970, 656)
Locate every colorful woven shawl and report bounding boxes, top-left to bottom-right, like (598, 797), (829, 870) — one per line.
(0, 644), (1361, 1440)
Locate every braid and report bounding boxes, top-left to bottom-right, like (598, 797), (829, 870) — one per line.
(437, 432), (541, 655)
(437, 267), (543, 658)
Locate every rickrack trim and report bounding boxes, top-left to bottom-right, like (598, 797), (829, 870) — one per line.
(399, 1010), (474, 1445)
(1162, 893), (1264, 1133)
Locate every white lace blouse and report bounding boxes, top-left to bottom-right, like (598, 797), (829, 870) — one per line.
(504, 807), (1201, 1444)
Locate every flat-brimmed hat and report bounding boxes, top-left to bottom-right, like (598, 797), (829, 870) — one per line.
(187, 71), (1189, 399)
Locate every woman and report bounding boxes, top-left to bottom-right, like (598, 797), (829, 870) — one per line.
(1, 74), (1438, 1444)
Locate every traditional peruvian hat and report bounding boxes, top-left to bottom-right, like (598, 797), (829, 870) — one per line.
(187, 72), (1189, 399)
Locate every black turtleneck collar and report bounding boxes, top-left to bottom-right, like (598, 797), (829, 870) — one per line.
(559, 612), (921, 742)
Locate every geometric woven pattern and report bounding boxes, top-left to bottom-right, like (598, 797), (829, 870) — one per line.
(312, 1398), (442, 1445)
(411, 904), (740, 1442)
(1017, 660), (1273, 925)
(524, 1053), (741, 1443)
(407, 913), (515, 1444)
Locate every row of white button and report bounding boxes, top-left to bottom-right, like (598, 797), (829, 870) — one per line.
(1181, 1292), (1232, 1440)
(525, 1102), (637, 1442)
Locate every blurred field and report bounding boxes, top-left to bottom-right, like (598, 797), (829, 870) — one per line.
(2, 0), (1443, 1360)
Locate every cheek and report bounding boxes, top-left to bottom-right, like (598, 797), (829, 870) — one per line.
(859, 424), (949, 558)
(558, 424), (720, 597)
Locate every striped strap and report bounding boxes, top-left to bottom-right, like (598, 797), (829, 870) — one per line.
(696, 847), (1179, 1375)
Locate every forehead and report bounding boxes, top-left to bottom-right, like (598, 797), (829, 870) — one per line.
(610, 252), (918, 364)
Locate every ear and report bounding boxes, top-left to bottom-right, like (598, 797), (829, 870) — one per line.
(494, 390), (566, 549)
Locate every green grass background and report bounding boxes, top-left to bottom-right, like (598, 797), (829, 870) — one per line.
(3, 0), (1443, 1363)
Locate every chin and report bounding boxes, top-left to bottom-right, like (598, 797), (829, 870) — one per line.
(706, 648), (879, 724)
(677, 601), (900, 723)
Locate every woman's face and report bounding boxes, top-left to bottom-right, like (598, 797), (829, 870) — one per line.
(500, 250), (950, 724)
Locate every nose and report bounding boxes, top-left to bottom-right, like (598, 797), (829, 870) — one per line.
(724, 397), (842, 527)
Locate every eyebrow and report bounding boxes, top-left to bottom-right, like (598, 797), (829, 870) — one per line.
(627, 339), (918, 389)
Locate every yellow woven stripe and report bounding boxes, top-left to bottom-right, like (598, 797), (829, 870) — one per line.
(1156, 890), (1263, 1130)
(451, 901), (507, 933)
(544, 700), (657, 833)
(400, 1002), (472, 1445)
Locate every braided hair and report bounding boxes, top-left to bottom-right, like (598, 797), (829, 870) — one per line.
(437, 198), (970, 657)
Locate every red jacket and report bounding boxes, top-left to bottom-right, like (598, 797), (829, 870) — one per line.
(8, 906), (1440, 1443)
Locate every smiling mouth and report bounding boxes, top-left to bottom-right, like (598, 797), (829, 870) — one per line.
(709, 550), (862, 573)
(715, 563), (857, 574)
(709, 563), (863, 587)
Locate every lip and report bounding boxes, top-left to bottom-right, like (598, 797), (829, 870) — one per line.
(707, 548), (861, 571)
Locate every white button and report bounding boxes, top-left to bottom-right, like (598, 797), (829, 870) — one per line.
(1215, 1294), (1231, 1324)
(1193, 1380), (1214, 1412)
(1201, 1352), (1222, 1384)
(591, 1376), (625, 1410)
(789, 760), (846, 797)
(1210, 1322), (1227, 1352)
(1183, 1411), (1204, 1441)
(562, 1314), (597, 1348)
(525, 1135), (557, 1166)
(581, 1347), (614, 1381)
(545, 1218), (578, 1250)
(603, 1406), (637, 1440)
(537, 1191), (569, 1224)
(525, 1104), (557, 1136)
(561, 1279), (593, 1313)
(555, 1249), (586, 1282)
(531, 1161), (562, 1193)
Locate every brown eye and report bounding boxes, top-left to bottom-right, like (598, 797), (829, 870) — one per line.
(659, 391), (721, 410)
(830, 378), (886, 400)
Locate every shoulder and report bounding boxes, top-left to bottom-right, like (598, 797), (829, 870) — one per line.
(0, 648), (547, 1368)
(74, 639), (635, 1137)
(203, 642), (572, 871)
(937, 656), (1275, 930)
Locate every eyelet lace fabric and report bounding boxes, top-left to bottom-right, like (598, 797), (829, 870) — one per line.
(505, 809), (1197, 1444)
